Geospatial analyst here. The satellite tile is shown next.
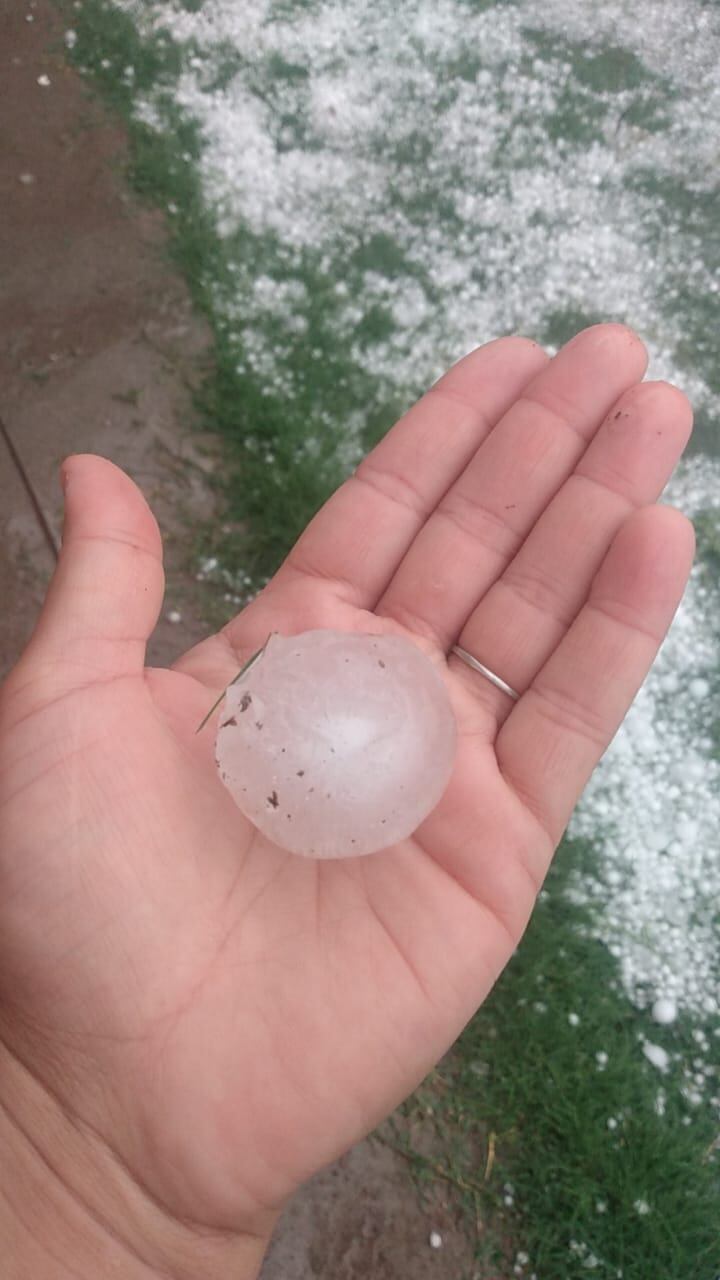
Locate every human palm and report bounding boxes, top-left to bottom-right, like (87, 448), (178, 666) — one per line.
(0, 326), (693, 1243)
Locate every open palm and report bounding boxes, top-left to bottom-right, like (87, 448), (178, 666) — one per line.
(0, 326), (693, 1253)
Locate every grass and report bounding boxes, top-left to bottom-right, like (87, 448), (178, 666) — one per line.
(381, 844), (720, 1277)
(57, 0), (410, 591)
(55, 3), (720, 1274)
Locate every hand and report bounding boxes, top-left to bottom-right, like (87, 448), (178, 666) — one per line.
(0, 324), (693, 1277)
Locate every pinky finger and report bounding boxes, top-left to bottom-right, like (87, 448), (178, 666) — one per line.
(496, 504), (695, 847)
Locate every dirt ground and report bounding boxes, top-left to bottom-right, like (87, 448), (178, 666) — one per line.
(0, 4), (481, 1276)
(0, 0), (223, 676)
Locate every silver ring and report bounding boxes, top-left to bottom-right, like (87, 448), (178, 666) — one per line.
(451, 645), (520, 701)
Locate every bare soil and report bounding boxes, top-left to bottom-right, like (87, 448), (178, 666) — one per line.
(0, 4), (482, 1275)
(0, 0), (220, 675)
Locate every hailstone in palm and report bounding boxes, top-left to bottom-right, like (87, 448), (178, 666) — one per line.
(215, 629), (457, 858)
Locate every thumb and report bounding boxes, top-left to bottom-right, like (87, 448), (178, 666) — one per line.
(18, 455), (165, 694)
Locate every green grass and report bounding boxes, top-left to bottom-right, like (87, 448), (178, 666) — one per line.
(58, 0), (720, 567)
(58, 0), (411, 590)
(56, 4), (720, 1274)
(382, 844), (720, 1277)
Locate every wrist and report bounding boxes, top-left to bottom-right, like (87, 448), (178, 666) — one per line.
(0, 1036), (276, 1280)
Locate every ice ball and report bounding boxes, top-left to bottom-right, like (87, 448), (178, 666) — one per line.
(215, 629), (457, 858)
(651, 997), (678, 1026)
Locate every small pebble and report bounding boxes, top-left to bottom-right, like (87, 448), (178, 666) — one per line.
(167, 610), (182, 624)
(37, 73), (50, 86)
(429, 1230), (442, 1249)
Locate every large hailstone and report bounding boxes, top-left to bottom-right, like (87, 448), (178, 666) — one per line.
(215, 629), (457, 858)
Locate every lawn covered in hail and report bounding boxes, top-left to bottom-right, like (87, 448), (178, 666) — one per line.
(63, 0), (719, 1273)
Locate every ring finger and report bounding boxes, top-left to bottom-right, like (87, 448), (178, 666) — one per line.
(449, 378), (693, 727)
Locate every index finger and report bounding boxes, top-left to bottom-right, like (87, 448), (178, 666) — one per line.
(269, 336), (549, 610)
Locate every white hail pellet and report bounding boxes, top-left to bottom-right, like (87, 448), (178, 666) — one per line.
(215, 629), (456, 858)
